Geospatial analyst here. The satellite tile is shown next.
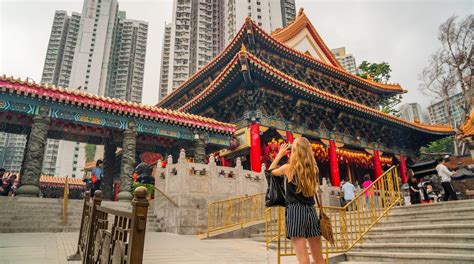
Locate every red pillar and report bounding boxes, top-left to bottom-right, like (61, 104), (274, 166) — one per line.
(328, 140), (341, 187)
(373, 150), (383, 179)
(249, 122), (262, 172)
(220, 157), (229, 167)
(286, 131), (294, 144)
(399, 154), (407, 184)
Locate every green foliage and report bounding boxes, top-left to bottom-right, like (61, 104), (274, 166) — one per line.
(85, 144), (96, 162)
(420, 137), (454, 157)
(131, 183), (155, 197)
(357, 61), (391, 82)
(357, 60), (402, 116)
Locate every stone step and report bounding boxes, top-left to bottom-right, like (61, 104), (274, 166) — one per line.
(369, 224), (474, 235)
(390, 200), (474, 213)
(352, 243), (474, 255)
(346, 251), (474, 264)
(376, 216), (474, 227)
(363, 233), (474, 244)
(388, 206), (474, 219)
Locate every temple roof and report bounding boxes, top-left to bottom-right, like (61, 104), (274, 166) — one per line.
(158, 12), (406, 108)
(459, 108), (474, 139)
(180, 50), (453, 136)
(0, 75), (235, 134)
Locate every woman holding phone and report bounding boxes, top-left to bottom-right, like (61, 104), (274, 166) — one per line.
(268, 137), (324, 264)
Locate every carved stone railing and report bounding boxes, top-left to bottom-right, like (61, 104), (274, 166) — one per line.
(68, 187), (149, 263)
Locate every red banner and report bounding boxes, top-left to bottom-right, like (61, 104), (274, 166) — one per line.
(249, 122), (262, 172)
(329, 140), (340, 187)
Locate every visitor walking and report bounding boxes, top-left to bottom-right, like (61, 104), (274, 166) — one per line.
(408, 170), (421, 205)
(268, 138), (324, 264)
(362, 175), (378, 208)
(436, 157), (458, 201)
(91, 160), (103, 195)
(341, 177), (355, 206)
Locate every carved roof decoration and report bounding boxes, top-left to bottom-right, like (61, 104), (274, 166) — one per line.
(180, 50), (453, 135)
(0, 75), (235, 134)
(459, 108), (474, 139)
(158, 14), (406, 108)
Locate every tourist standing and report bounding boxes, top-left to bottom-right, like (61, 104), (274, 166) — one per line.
(91, 160), (103, 195)
(341, 178), (356, 206)
(436, 157), (458, 201)
(269, 138), (324, 264)
(362, 175), (377, 208)
(408, 171), (421, 205)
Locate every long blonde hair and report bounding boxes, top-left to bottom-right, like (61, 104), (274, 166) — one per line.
(288, 137), (319, 197)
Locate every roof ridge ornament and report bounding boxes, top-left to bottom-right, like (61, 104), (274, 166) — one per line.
(298, 7), (305, 16)
(241, 44), (248, 53)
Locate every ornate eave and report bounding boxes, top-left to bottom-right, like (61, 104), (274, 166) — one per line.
(0, 75), (235, 134)
(180, 50), (453, 137)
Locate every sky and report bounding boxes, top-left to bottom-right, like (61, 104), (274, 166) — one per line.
(0, 0), (472, 110)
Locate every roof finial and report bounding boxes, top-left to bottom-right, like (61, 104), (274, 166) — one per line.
(241, 44), (247, 53)
(298, 8), (305, 16)
(366, 73), (373, 81)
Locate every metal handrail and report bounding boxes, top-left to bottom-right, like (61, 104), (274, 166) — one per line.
(154, 186), (179, 207)
(266, 165), (402, 264)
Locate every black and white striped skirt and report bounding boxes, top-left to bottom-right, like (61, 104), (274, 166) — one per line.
(285, 203), (321, 239)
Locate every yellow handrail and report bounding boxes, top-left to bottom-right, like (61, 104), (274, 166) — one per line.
(206, 192), (265, 238)
(266, 165), (402, 263)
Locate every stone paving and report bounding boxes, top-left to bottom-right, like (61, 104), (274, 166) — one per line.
(0, 232), (312, 264)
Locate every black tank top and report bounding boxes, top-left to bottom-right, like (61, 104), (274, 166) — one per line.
(285, 177), (315, 205)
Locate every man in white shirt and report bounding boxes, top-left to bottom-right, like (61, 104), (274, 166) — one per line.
(436, 157), (458, 201)
(341, 178), (356, 206)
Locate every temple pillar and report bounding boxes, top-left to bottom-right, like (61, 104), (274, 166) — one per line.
(399, 154), (407, 184)
(328, 140), (340, 187)
(118, 121), (137, 201)
(193, 131), (207, 164)
(286, 131), (294, 144)
(373, 150), (382, 179)
(102, 140), (117, 200)
(249, 122), (261, 172)
(17, 106), (50, 196)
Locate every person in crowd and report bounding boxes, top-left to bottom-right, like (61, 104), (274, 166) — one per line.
(408, 170), (421, 204)
(436, 157), (458, 201)
(1, 173), (15, 196)
(0, 168), (5, 194)
(362, 174), (377, 208)
(269, 138), (324, 264)
(91, 160), (103, 195)
(341, 177), (356, 206)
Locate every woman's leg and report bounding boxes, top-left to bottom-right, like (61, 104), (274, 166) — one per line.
(308, 236), (325, 264)
(291, 237), (310, 264)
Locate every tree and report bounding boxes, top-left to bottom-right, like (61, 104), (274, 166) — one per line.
(357, 61), (402, 115)
(85, 144), (96, 162)
(419, 51), (458, 126)
(420, 137), (454, 159)
(438, 15), (473, 113)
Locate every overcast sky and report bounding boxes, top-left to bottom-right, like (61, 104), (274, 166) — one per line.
(1, 0), (472, 111)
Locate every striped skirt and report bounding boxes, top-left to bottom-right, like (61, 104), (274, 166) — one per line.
(285, 203), (321, 239)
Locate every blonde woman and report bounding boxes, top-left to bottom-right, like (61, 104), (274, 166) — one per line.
(268, 137), (324, 264)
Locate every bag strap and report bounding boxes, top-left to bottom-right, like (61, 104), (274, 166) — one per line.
(314, 192), (323, 220)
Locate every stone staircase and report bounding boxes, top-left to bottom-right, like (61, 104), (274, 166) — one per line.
(0, 196), (160, 233)
(343, 199), (474, 264)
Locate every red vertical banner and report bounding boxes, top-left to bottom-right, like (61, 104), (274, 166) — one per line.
(249, 122), (262, 172)
(399, 154), (407, 184)
(328, 140), (341, 187)
(373, 150), (383, 179)
(286, 131), (294, 144)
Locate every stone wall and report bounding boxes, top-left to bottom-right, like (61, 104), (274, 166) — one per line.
(152, 149), (266, 235)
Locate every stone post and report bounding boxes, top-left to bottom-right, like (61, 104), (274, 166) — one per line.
(118, 121), (137, 201)
(17, 105), (50, 196)
(102, 140), (117, 200)
(193, 131), (206, 164)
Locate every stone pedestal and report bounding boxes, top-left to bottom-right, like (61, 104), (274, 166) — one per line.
(118, 122), (136, 201)
(17, 106), (50, 197)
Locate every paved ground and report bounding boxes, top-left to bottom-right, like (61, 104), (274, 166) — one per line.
(0, 232), (327, 264)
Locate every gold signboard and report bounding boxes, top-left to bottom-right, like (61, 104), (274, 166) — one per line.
(77, 115), (102, 125)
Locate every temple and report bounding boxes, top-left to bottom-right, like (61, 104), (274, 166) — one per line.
(157, 9), (454, 186)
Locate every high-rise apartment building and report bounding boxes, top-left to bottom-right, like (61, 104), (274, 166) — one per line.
(428, 92), (465, 127)
(331, 47), (358, 75)
(0, 133), (26, 173)
(400, 103), (427, 123)
(158, 0), (296, 100)
(37, 0), (148, 177)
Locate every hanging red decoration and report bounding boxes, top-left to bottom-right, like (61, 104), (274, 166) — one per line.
(249, 122), (261, 172)
(286, 131), (294, 144)
(329, 140), (341, 187)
